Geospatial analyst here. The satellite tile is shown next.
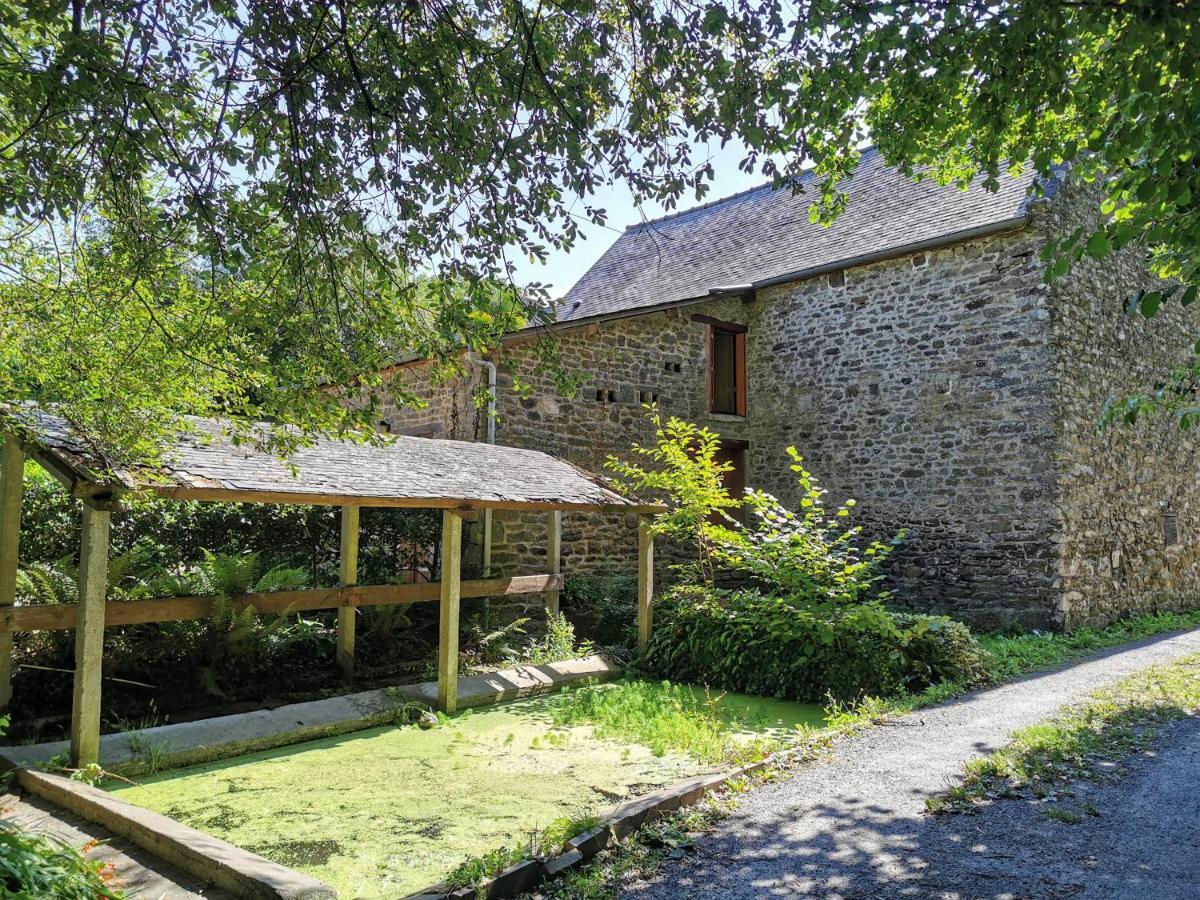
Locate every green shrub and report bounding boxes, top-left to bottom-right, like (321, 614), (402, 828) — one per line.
(711, 448), (903, 604)
(0, 823), (123, 899)
(639, 585), (987, 702)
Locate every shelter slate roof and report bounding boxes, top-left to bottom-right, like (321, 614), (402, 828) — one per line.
(558, 147), (1039, 323)
(5, 405), (653, 512)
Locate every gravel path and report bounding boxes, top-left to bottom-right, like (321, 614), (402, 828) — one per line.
(621, 628), (1200, 899)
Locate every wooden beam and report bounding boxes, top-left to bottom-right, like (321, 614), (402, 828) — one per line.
(337, 505), (360, 683)
(0, 436), (24, 711)
(545, 511), (562, 616)
(0, 574), (565, 632)
(637, 516), (654, 648)
(71, 504), (110, 767)
(690, 313), (748, 333)
(437, 510), (463, 714)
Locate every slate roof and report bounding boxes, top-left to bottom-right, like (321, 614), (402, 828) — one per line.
(5, 405), (654, 512)
(559, 147), (1039, 323)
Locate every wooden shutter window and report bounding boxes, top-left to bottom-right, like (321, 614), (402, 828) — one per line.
(705, 324), (746, 416)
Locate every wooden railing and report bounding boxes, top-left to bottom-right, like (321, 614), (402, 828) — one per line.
(0, 573), (563, 632)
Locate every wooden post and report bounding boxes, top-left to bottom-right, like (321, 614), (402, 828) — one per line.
(0, 436), (24, 712)
(437, 509), (463, 713)
(637, 516), (654, 648)
(70, 503), (111, 767)
(546, 510), (562, 616)
(337, 505), (360, 683)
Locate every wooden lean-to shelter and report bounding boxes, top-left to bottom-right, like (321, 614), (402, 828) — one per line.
(0, 406), (662, 767)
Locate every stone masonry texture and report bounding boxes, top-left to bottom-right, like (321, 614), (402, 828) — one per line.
(379, 180), (1200, 630)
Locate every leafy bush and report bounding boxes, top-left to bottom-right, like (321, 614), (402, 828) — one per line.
(0, 823), (123, 899)
(605, 409), (740, 581)
(639, 585), (987, 703)
(712, 448), (903, 604)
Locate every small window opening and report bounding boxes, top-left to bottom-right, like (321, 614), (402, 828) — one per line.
(664, 361), (682, 373)
(377, 420), (392, 434)
(595, 388), (616, 403)
(639, 391), (658, 404)
(1164, 512), (1179, 546)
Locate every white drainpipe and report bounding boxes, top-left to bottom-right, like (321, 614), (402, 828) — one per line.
(470, 353), (498, 576)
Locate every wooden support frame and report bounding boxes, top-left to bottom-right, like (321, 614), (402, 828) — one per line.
(71, 504), (110, 767)
(546, 510), (562, 616)
(0, 407), (671, 774)
(337, 505), (360, 683)
(437, 510), (463, 713)
(0, 435), (23, 711)
(0, 574), (565, 632)
(637, 516), (654, 647)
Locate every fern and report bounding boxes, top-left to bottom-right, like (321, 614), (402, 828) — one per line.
(192, 550), (263, 597)
(14, 563), (75, 606)
(253, 565), (308, 593)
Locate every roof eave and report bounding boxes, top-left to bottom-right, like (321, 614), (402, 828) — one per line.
(517, 213), (1032, 337)
(748, 214), (1031, 293)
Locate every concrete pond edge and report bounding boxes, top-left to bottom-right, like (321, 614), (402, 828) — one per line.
(0, 655), (621, 776)
(403, 743), (796, 899)
(1, 656), (621, 898)
(16, 767), (337, 899)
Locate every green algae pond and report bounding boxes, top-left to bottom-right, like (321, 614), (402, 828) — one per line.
(107, 682), (825, 897)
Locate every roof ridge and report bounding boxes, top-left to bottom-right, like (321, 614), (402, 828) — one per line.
(623, 145), (881, 232)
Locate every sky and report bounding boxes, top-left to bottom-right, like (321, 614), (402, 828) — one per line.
(506, 138), (780, 299)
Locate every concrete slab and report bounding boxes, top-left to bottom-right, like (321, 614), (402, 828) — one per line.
(2, 790), (235, 899)
(17, 769), (335, 899)
(0, 655), (618, 775)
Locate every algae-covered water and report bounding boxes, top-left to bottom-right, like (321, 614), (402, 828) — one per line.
(108, 689), (824, 897)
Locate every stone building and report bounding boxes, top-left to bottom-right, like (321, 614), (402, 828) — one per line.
(379, 148), (1200, 630)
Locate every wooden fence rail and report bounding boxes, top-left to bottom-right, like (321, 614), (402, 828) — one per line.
(0, 574), (564, 633)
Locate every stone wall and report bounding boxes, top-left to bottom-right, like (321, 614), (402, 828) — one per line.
(378, 359), (482, 441)
(383, 230), (1066, 627)
(379, 182), (1200, 630)
(1044, 179), (1200, 627)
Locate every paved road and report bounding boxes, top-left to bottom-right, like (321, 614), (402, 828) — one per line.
(622, 629), (1200, 899)
(1, 792), (232, 899)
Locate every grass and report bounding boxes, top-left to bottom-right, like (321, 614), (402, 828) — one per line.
(927, 651), (1200, 816)
(445, 811), (602, 890)
(976, 608), (1200, 682)
(545, 680), (826, 765)
(538, 792), (734, 899)
(529, 609), (1200, 898)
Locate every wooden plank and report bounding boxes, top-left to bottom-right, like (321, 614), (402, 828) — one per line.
(689, 313), (748, 333)
(735, 331), (747, 417)
(337, 505), (360, 683)
(0, 575), (565, 632)
(637, 516), (654, 648)
(546, 510), (562, 616)
(0, 436), (23, 711)
(71, 505), (110, 767)
(438, 510), (463, 714)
